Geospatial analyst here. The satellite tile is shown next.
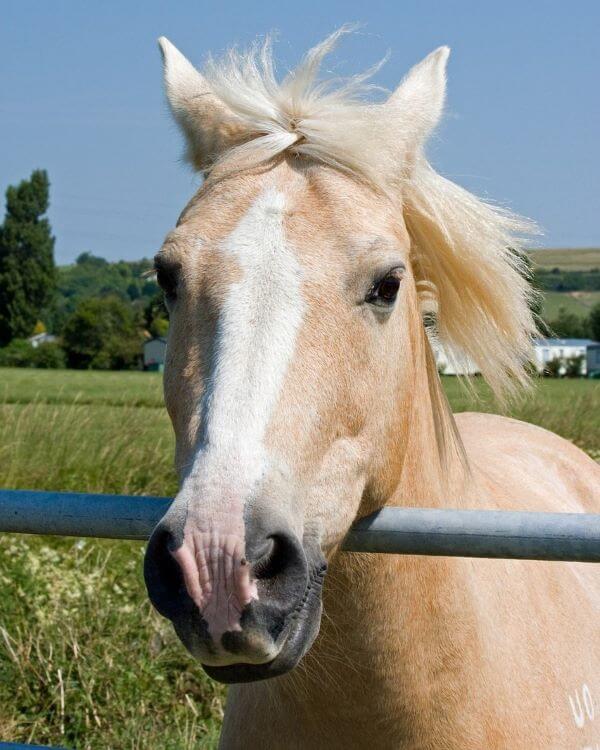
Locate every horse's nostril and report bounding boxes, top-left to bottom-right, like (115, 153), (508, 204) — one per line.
(252, 535), (288, 581)
(144, 524), (189, 620)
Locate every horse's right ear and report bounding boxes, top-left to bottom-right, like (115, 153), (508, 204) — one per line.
(158, 37), (246, 171)
(384, 46), (450, 162)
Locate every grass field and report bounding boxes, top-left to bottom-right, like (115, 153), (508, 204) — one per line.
(529, 247), (600, 271)
(541, 289), (600, 321)
(527, 247), (600, 321)
(0, 369), (598, 748)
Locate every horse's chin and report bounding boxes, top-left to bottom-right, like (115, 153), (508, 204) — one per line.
(203, 591), (323, 684)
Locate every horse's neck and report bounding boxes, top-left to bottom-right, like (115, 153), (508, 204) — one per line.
(270, 545), (477, 744)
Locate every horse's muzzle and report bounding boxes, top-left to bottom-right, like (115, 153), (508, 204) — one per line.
(144, 506), (326, 683)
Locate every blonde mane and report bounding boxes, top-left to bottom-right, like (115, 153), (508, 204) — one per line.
(193, 28), (539, 402)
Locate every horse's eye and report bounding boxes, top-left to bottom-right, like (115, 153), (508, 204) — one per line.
(154, 258), (180, 303)
(366, 268), (403, 307)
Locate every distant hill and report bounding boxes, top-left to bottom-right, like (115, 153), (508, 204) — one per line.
(529, 248), (600, 271)
(528, 248), (600, 324)
(542, 290), (600, 320)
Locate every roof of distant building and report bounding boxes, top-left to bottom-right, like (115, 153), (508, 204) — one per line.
(27, 332), (57, 344)
(533, 338), (598, 347)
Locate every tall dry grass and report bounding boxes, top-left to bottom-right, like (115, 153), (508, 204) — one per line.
(0, 376), (223, 750)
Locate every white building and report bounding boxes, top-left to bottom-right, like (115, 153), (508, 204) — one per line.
(533, 338), (598, 375)
(434, 347), (480, 376)
(435, 338), (600, 377)
(143, 337), (167, 371)
(27, 332), (58, 348)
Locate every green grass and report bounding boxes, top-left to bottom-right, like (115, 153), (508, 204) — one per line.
(529, 247), (600, 271)
(0, 368), (165, 408)
(527, 248), (600, 321)
(442, 377), (600, 458)
(0, 369), (598, 748)
(0, 370), (222, 749)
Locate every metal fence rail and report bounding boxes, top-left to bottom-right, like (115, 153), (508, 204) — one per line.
(0, 489), (599, 562)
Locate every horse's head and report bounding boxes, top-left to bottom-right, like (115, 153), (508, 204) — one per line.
(144, 30), (536, 683)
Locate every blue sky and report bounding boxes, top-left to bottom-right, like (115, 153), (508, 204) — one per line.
(2, 1), (598, 264)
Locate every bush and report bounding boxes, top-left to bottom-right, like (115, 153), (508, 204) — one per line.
(564, 354), (584, 378)
(543, 357), (563, 378)
(0, 338), (34, 366)
(0, 339), (65, 368)
(62, 296), (143, 370)
(31, 341), (66, 368)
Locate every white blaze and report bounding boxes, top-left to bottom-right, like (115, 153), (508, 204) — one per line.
(182, 187), (305, 513)
(171, 188), (305, 646)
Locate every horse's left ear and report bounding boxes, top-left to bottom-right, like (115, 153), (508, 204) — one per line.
(384, 46), (450, 155)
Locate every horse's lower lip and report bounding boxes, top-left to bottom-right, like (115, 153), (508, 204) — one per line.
(203, 657), (281, 684)
(202, 573), (325, 684)
(202, 606), (302, 683)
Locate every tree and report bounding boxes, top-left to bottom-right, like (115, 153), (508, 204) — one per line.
(144, 289), (169, 338)
(62, 296), (143, 370)
(48, 253), (159, 333)
(75, 251), (107, 268)
(0, 170), (56, 345)
(589, 303), (600, 342)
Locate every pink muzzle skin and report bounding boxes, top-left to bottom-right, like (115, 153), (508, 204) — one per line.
(170, 530), (258, 642)
(145, 493), (328, 682)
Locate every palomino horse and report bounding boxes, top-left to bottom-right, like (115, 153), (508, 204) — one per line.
(144, 29), (600, 748)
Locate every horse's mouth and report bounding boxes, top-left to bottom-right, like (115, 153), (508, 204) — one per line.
(202, 571), (325, 684)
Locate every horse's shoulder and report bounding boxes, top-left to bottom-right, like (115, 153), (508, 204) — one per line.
(455, 410), (584, 455)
